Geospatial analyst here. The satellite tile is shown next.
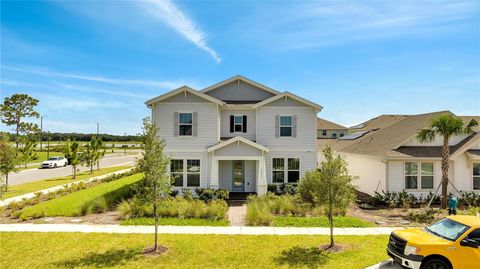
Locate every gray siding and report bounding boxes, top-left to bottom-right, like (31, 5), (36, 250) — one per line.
(214, 142), (263, 157)
(220, 109), (256, 140)
(265, 151), (317, 184)
(204, 80), (275, 101)
(153, 102), (218, 150)
(257, 106), (317, 151)
(162, 91), (210, 103)
(218, 160), (231, 190)
(218, 160), (257, 192)
(263, 97), (307, 107)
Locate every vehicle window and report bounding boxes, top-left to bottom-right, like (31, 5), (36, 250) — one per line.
(47, 158), (58, 161)
(426, 218), (470, 241)
(467, 229), (480, 243)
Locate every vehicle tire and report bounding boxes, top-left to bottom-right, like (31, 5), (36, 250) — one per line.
(54, 163), (57, 168)
(420, 258), (451, 269)
(64, 162), (68, 167)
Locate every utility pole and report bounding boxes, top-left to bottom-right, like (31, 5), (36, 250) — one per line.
(94, 121), (99, 136)
(40, 115), (47, 151)
(124, 132), (127, 155)
(47, 132), (51, 158)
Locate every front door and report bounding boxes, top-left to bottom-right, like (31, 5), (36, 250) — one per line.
(232, 160), (244, 192)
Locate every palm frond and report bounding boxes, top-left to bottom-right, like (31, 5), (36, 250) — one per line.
(417, 128), (436, 143)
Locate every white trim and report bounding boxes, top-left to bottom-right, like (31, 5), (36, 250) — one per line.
(178, 112), (193, 137)
(200, 75), (281, 95)
(403, 161), (435, 191)
(233, 115), (244, 133)
(207, 136), (269, 152)
(279, 115), (293, 137)
(252, 92), (322, 111)
(212, 156), (264, 161)
(145, 86), (225, 106)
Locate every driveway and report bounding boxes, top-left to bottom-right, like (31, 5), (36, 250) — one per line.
(365, 260), (403, 269)
(8, 153), (141, 185)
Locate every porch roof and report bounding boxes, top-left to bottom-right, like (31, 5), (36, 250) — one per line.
(207, 136), (269, 153)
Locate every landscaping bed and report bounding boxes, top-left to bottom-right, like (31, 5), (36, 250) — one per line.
(0, 232), (389, 268)
(273, 216), (374, 228)
(121, 217), (229, 226)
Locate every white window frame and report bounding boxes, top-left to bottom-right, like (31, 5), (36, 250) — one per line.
(186, 159), (201, 187)
(179, 112), (193, 137)
(279, 115), (293, 137)
(272, 157), (301, 183)
(170, 159), (201, 187)
(473, 162), (480, 190)
(404, 161), (434, 190)
(233, 115), (243, 133)
(272, 158), (285, 183)
(170, 159), (184, 187)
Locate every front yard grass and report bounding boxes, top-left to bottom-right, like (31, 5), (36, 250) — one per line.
(2, 166), (133, 199)
(0, 232), (388, 268)
(273, 216), (375, 227)
(20, 173), (142, 218)
(121, 217), (229, 226)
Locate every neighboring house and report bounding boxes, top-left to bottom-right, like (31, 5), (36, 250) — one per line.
(146, 75), (322, 195)
(318, 111), (480, 197)
(317, 118), (347, 138)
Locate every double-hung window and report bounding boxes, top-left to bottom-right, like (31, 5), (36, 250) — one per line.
(473, 163), (480, 190)
(170, 159), (184, 187)
(179, 113), (193, 136)
(405, 162), (434, 189)
(272, 158), (285, 183)
(187, 160), (200, 187)
(234, 116), (243, 132)
(280, 116), (292, 137)
(322, 130), (327, 136)
(287, 158), (300, 183)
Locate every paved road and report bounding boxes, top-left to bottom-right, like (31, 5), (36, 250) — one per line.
(365, 260), (403, 269)
(8, 153), (141, 186)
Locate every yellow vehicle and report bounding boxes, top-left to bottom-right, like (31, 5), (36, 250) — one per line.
(387, 215), (480, 269)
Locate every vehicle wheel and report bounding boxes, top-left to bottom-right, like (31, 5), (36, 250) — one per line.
(54, 163), (57, 168)
(64, 162), (68, 167)
(420, 258), (451, 269)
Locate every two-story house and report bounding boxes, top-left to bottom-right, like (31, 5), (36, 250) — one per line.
(146, 75), (322, 195)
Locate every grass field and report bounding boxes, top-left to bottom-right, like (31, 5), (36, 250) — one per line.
(0, 232), (389, 268)
(121, 217), (229, 226)
(2, 166), (133, 199)
(273, 216), (375, 228)
(20, 173), (143, 218)
(16, 151), (64, 167)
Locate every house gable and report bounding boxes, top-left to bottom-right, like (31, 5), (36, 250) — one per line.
(201, 76), (278, 103)
(145, 86), (225, 106)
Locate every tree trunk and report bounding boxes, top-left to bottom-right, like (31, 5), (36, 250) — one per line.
(15, 124), (19, 156)
(5, 173), (8, 192)
(441, 136), (450, 209)
(90, 164), (93, 174)
(329, 204), (334, 248)
(72, 165), (76, 179)
(97, 160), (100, 171)
(154, 201), (158, 251)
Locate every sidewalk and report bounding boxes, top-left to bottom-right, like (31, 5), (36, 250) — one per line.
(0, 167), (134, 206)
(0, 223), (404, 235)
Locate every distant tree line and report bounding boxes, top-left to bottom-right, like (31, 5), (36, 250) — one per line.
(4, 132), (140, 142)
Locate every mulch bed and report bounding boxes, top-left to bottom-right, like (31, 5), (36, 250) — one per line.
(319, 244), (344, 253)
(142, 246), (168, 256)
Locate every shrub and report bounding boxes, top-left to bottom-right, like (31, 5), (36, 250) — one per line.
(464, 206), (480, 216)
(215, 189), (229, 200)
(461, 192), (480, 207)
(196, 188), (229, 202)
(90, 197), (108, 214)
(117, 200), (133, 219)
(182, 188), (194, 200)
(169, 190), (179, 197)
(407, 209), (436, 223)
(279, 183), (297, 195)
(267, 184), (278, 194)
(80, 202), (90, 216)
(398, 190), (417, 209)
(205, 200), (228, 220)
(246, 199), (273, 226)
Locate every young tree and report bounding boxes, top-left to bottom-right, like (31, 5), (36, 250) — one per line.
(81, 143), (96, 174)
(0, 94), (40, 154)
(136, 117), (171, 253)
(298, 146), (356, 249)
(0, 133), (18, 192)
(91, 136), (106, 170)
(417, 114), (478, 209)
(18, 136), (38, 168)
(63, 140), (81, 179)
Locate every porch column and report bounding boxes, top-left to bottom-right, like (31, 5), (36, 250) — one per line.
(257, 158), (267, 195)
(210, 159), (219, 189)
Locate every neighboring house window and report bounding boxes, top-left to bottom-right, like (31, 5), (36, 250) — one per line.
(272, 158), (284, 183)
(405, 162), (418, 189)
(234, 116), (243, 132)
(473, 163), (480, 190)
(179, 113), (193, 136)
(332, 132), (337, 138)
(280, 116), (292, 137)
(170, 159), (183, 187)
(322, 130), (327, 136)
(405, 162), (434, 189)
(187, 159), (200, 187)
(287, 158), (300, 183)
(339, 132), (345, 137)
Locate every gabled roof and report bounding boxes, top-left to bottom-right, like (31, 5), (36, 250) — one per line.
(200, 75), (281, 96)
(145, 86), (225, 106)
(317, 118), (347, 130)
(207, 136), (269, 152)
(349, 114), (409, 130)
(252, 92), (323, 111)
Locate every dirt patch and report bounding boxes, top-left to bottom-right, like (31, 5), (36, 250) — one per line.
(142, 246), (168, 256)
(319, 244), (344, 253)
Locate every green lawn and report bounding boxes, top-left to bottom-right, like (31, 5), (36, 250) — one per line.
(16, 151), (64, 167)
(273, 216), (375, 228)
(0, 232), (389, 268)
(121, 217), (229, 226)
(20, 173), (143, 218)
(2, 166), (133, 199)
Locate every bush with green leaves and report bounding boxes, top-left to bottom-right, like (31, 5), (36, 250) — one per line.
(279, 183), (297, 195)
(195, 188), (229, 202)
(267, 184), (278, 194)
(461, 192), (480, 207)
(407, 209), (437, 223)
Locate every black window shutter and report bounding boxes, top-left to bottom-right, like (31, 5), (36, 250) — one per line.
(243, 115), (247, 133)
(230, 115), (234, 133)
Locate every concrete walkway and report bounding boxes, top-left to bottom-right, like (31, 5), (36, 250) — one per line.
(227, 201), (247, 226)
(0, 168), (134, 206)
(0, 223), (404, 235)
(365, 260), (403, 269)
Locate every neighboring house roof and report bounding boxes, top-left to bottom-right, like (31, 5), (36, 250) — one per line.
(207, 136), (269, 152)
(349, 114), (409, 130)
(317, 118), (347, 130)
(252, 92), (323, 111)
(145, 86), (226, 106)
(200, 75), (281, 95)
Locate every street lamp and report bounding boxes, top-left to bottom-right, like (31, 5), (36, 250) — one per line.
(94, 121), (99, 136)
(40, 115), (47, 151)
(124, 132), (127, 155)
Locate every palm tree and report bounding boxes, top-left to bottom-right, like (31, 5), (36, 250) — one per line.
(417, 114), (478, 209)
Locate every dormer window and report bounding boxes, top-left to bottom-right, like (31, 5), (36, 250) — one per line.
(179, 113), (193, 136)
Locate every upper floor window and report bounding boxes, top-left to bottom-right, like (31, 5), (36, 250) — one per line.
(234, 116), (243, 132)
(405, 162), (434, 189)
(332, 132), (337, 138)
(179, 113), (193, 136)
(473, 163), (480, 190)
(322, 130), (327, 136)
(280, 116), (292, 137)
(339, 132), (345, 137)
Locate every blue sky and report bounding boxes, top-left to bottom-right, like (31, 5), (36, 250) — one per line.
(1, 0), (479, 135)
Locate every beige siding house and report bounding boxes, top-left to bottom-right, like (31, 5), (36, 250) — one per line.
(318, 111), (480, 197)
(146, 75), (322, 195)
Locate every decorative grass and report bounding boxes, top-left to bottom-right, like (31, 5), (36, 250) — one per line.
(273, 216), (375, 228)
(121, 217), (229, 226)
(19, 173), (142, 218)
(0, 232), (389, 269)
(2, 166), (132, 199)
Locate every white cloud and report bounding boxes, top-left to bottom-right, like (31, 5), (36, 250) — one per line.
(144, 0), (221, 63)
